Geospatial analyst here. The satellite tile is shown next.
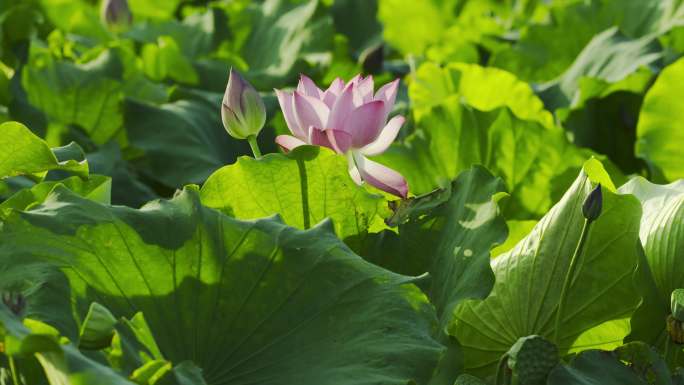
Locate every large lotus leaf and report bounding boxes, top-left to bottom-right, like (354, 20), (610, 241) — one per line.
(409, 62), (553, 128)
(620, 177), (684, 304)
(0, 186), (444, 385)
(0, 174), (111, 217)
(619, 177), (684, 361)
(0, 121), (88, 180)
(0, 308), (134, 385)
(491, 0), (674, 83)
(38, 0), (110, 42)
(377, 0), (455, 56)
(242, 0), (333, 89)
(539, 28), (663, 111)
(128, 0), (182, 21)
(451, 160), (642, 377)
(362, 166), (507, 385)
(636, 57), (684, 181)
(124, 96), (250, 189)
(376, 99), (588, 218)
(548, 342), (680, 385)
(86, 143), (159, 208)
(22, 47), (124, 145)
(200, 146), (386, 252)
(330, 0), (382, 53)
(559, 69), (653, 174)
(366, 166), (507, 328)
(124, 9), (217, 59)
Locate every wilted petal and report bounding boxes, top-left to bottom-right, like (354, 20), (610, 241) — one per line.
(275, 135), (307, 152)
(359, 115), (404, 156)
(343, 100), (386, 148)
(353, 152), (408, 198)
(326, 129), (352, 154)
(327, 84), (355, 131)
(293, 91), (330, 134)
(297, 74), (322, 98)
(275, 90), (306, 139)
(308, 126), (333, 149)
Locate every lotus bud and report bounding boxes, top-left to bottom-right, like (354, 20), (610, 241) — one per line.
(582, 183), (602, 222)
(221, 68), (266, 140)
(101, 0), (133, 30)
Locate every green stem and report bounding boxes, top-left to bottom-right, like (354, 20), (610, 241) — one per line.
(495, 354), (512, 385)
(554, 218), (591, 345)
(665, 335), (672, 364)
(9, 356), (20, 385)
(247, 135), (262, 158)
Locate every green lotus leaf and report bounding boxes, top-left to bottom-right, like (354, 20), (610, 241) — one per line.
(376, 99), (590, 218)
(451, 160), (642, 377)
(0, 121), (88, 181)
(409, 62), (554, 128)
(200, 146), (387, 252)
(636, 57), (684, 181)
(620, 177), (684, 362)
(0, 186), (443, 385)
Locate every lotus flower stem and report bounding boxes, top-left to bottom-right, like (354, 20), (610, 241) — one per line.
(9, 356), (19, 385)
(494, 353), (512, 385)
(554, 218), (591, 345)
(247, 135), (262, 158)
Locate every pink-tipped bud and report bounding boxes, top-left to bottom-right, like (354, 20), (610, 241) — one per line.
(101, 0), (132, 30)
(221, 68), (266, 140)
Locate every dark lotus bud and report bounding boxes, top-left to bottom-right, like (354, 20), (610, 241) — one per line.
(582, 183), (603, 222)
(101, 0), (133, 29)
(2, 292), (27, 316)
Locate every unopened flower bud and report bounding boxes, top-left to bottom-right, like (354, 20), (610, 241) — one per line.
(221, 68), (266, 140)
(582, 183), (603, 222)
(101, 0), (132, 30)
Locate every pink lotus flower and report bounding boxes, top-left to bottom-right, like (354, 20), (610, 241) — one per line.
(275, 74), (408, 198)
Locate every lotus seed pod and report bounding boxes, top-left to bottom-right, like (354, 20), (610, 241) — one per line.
(672, 289), (684, 322)
(507, 335), (559, 385)
(582, 183), (603, 222)
(668, 314), (684, 344)
(453, 374), (487, 385)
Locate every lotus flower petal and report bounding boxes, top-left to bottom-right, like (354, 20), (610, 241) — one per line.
(374, 79), (399, 119)
(308, 126), (333, 149)
(297, 74), (322, 98)
(359, 115), (404, 156)
(328, 84), (355, 131)
(326, 129), (353, 154)
(293, 91), (330, 133)
(275, 135), (307, 152)
(322, 77), (345, 107)
(343, 100), (386, 148)
(348, 160), (363, 185)
(275, 90), (305, 139)
(352, 152), (408, 198)
(356, 75), (375, 104)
